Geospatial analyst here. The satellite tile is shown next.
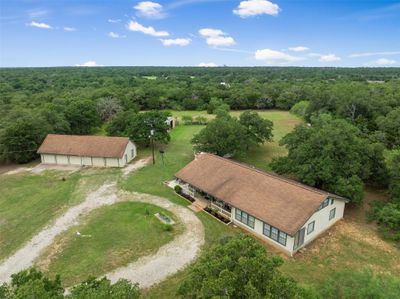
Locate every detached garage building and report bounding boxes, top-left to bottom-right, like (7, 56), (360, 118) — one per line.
(37, 134), (136, 167)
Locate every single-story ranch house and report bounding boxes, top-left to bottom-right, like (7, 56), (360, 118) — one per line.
(174, 153), (349, 256)
(37, 134), (136, 167)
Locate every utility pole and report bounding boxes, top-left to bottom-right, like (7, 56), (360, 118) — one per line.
(150, 129), (155, 165)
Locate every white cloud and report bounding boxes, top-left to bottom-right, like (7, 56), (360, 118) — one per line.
(198, 62), (218, 67)
(108, 18), (121, 23)
(233, 0), (280, 18)
(255, 49), (304, 64)
(319, 54), (341, 62)
(27, 21), (52, 29)
(199, 28), (235, 47)
(75, 61), (103, 67)
(27, 9), (49, 18)
(160, 38), (191, 46)
(127, 20), (169, 37)
(369, 58), (397, 65)
(199, 28), (224, 37)
(63, 27), (76, 32)
(108, 31), (126, 38)
(288, 46), (309, 52)
(134, 1), (165, 19)
(349, 51), (400, 58)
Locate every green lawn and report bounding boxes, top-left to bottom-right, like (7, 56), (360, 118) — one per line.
(0, 168), (119, 261)
(0, 172), (80, 260)
(37, 202), (180, 286)
(168, 110), (301, 171)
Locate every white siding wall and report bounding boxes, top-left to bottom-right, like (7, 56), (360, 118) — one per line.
(41, 154), (56, 164)
(231, 207), (295, 255)
(69, 156), (81, 165)
(106, 157), (120, 167)
(39, 141), (137, 168)
(297, 198), (345, 250)
(119, 141), (137, 167)
(56, 155), (69, 165)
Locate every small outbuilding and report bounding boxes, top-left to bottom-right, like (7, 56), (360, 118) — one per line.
(165, 116), (176, 129)
(37, 134), (136, 167)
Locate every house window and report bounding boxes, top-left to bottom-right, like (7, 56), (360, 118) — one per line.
(316, 198), (330, 211)
(329, 208), (336, 220)
(307, 221), (315, 234)
(131, 149), (134, 158)
(262, 223), (287, 246)
(331, 198), (335, 205)
(278, 232), (287, 245)
(235, 209), (255, 229)
(271, 227), (279, 241)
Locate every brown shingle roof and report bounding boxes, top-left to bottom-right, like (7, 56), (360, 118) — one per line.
(37, 134), (131, 158)
(175, 153), (345, 236)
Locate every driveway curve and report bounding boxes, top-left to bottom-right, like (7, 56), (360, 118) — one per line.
(0, 185), (205, 288)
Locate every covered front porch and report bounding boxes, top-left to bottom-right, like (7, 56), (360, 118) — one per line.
(170, 179), (233, 221)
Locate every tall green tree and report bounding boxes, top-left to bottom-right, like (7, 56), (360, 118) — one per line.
(128, 111), (171, 146)
(0, 268), (64, 299)
(0, 269), (141, 299)
(239, 111), (273, 147)
(0, 116), (49, 163)
(96, 97), (123, 122)
(106, 109), (137, 136)
(65, 100), (100, 135)
(191, 115), (249, 157)
(271, 114), (385, 203)
(387, 150), (400, 202)
(376, 107), (400, 149)
(69, 277), (140, 299)
(178, 235), (314, 299)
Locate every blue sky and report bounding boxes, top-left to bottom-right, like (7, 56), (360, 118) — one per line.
(1, 0), (399, 67)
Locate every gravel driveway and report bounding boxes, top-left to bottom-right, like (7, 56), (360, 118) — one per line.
(0, 180), (204, 288)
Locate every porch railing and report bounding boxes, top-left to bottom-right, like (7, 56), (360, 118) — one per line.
(210, 202), (231, 218)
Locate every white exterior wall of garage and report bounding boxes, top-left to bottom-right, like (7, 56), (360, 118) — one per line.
(40, 140), (136, 168)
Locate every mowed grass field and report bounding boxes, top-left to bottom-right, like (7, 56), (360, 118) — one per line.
(168, 110), (301, 170)
(37, 202), (180, 286)
(0, 168), (119, 261)
(0, 172), (80, 260)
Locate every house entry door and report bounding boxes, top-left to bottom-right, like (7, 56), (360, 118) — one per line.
(294, 227), (305, 250)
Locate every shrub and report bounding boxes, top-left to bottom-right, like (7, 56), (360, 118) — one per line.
(290, 100), (310, 117)
(182, 115), (193, 125)
(174, 185), (182, 194)
(368, 201), (400, 241)
(319, 270), (400, 299)
(194, 116), (207, 125)
(163, 224), (173, 232)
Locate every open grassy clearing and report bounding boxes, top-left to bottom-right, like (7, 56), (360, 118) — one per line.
(168, 110), (301, 171)
(0, 168), (119, 261)
(36, 202), (180, 286)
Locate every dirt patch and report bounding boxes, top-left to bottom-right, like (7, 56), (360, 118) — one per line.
(122, 157), (151, 177)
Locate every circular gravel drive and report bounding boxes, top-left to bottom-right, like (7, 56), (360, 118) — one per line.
(106, 191), (204, 288)
(0, 185), (205, 288)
